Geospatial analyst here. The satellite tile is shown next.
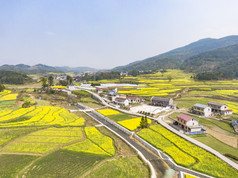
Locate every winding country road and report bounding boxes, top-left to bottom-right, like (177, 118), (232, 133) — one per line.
(84, 89), (238, 170)
(76, 103), (213, 178)
(85, 111), (169, 178)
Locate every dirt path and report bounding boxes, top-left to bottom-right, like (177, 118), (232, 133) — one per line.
(16, 155), (43, 178)
(16, 128), (87, 178)
(81, 157), (116, 178)
(0, 152), (42, 156)
(206, 128), (238, 148)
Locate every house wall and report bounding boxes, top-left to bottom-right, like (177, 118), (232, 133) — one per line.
(220, 105), (228, 111)
(204, 107), (212, 117)
(169, 99), (173, 105)
(190, 127), (202, 132)
(186, 119), (199, 127)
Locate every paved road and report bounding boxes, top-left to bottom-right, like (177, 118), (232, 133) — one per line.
(85, 89), (238, 171)
(86, 111), (168, 178)
(86, 110), (213, 178)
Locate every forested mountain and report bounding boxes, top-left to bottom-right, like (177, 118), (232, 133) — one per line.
(113, 35), (238, 71)
(182, 44), (238, 77)
(0, 71), (33, 84)
(0, 64), (97, 74)
(55, 66), (97, 73)
(0, 64), (63, 74)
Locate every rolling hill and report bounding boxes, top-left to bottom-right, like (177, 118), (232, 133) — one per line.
(0, 64), (97, 74)
(182, 44), (238, 76)
(113, 35), (238, 71)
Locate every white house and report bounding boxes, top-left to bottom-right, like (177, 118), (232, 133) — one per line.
(127, 96), (141, 104)
(192, 103), (212, 117)
(114, 98), (129, 106)
(208, 102), (233, 115)
(177, 114), (203, 132)
(68, 84), (76, 90)
(96, 87), (103, 94)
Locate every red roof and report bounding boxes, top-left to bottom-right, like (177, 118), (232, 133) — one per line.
(222, 110), (233, 112)
(115, 98), (127, 101)
(127, 96), (137, 100)
(177, 114), (193, 122)
(208, 102), (226, 107)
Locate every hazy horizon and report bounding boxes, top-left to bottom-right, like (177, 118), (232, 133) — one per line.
(1, 0), (238, 68)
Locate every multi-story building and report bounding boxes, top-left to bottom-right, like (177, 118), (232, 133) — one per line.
(208, 102), (233, 115)
(177, 114), (203, 133)
(151, 97), (173, 107)
(192, 103), (212, 117)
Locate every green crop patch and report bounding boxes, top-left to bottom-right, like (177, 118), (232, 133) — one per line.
(20, 150), (108, 178)
(85, 156), (149, 178)
(0, 154), (37, 178)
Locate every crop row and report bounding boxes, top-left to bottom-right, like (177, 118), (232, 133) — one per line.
(0, 90), (11, 96)
(97, 109), (120, 116)
(0, 106), (85, 127)
(0, 94), (18, 102)
(85, 127), (115, 155)
(1, 127), (84, 154)
(139, 124), (238, 177)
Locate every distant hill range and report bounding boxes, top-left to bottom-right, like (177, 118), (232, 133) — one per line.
(0, 64), (97, 74)
(113, 35), (238, 77)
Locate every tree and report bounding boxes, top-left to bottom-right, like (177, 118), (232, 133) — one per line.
(167, 75), (173, 82)
(139, 116), (148, 129)
(40, 77), (48, 88)
(59, 80), (68, 86)
(22, 101), (31, 108)
(48, 76), (54, 86)
(66, 75), (73, 85)
(0, 84), (5, 92)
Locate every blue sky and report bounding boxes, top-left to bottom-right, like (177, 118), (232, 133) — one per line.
(0, 0), (238, 69)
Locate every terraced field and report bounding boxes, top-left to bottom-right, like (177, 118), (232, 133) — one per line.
(0, 90), (17, 108)
(0, 93), (149, 178)
(85, 157), (150, 178)
(0, 106), (85, 127)
(98, 70), (238, 106)
(0, 154), (37, 178)
(138, 124), (238, 177)
(1, 127), (84, 154)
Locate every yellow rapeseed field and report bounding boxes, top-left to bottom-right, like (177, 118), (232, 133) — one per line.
(85, 127), (115, 155)
(145, 125), (238, 178)
(0, 127), (84, 154)
(62, 139), (110, 156)
(0, 93), (18, 101)
(118, 117), (151, 131)
(0, 106), (85, 127)
(97, 109), (120, 116)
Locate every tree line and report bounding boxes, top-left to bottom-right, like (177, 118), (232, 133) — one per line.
(194, 72), (233, 81)
(40, 75), (73, 88)
(0, 70), (32, 84)
(0, 84), (5, 92)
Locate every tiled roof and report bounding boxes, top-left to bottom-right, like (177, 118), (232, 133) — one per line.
(194, 103), (209, 109)
(115, 97), (127, 101)
(151, 97), (171, 102)
(127, 96), (137, 100)
(222, 110), (233, 112)
(208, 102), (226, 107)
(177, 114), (193, 122)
